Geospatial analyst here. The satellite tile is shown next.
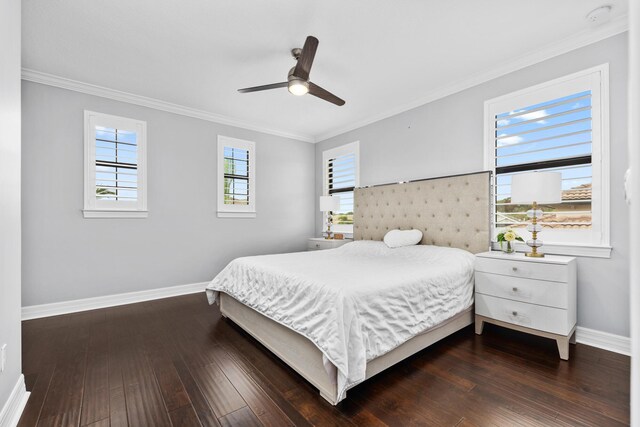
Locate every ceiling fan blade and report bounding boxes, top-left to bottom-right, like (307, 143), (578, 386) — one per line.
(292, 36), (319, 81)
(308, 82), (345, 106)
(238, 82), (288, 93)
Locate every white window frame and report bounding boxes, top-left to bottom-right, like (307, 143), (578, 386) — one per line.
(322, 141), (360, 235)
(83, 111), (148, 219)
(484, 64), (611, 258)
(217, 135), (256, 218)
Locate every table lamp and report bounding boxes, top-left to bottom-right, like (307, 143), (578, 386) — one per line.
(510, 171), (562, 257)
(319, 195), (340, 239)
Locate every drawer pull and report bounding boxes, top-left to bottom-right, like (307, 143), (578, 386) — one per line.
(512, 311), (518, 316)
(315, 244), (320, 248)
(512, 267), (518, 272)
(512, 287), (518, 292)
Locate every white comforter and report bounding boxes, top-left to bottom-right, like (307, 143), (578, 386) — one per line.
(206, 241), (474, 401)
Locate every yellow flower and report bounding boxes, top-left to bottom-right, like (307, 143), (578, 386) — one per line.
(504, 231), (516, 242)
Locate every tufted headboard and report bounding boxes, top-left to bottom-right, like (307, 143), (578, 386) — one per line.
(353, 171), (491, 254)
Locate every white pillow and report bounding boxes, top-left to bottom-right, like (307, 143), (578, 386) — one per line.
(383, 229), (423, 248)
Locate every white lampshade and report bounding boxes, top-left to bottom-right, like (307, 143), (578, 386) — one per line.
(319, 195), (340, 212)
(510, 172), (562, 204)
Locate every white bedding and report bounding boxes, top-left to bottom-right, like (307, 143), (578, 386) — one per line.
(205, 240), (474, 401)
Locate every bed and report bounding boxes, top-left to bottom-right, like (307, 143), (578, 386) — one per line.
(206, 171), (491, 405)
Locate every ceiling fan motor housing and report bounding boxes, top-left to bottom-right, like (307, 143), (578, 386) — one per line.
(288, 66), (306, 81)
(287, 67), (309, 95)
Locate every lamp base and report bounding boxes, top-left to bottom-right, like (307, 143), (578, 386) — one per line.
(525, 252), (545, 258)
(325, 211), (334, 240)
(525, 201), (545, 258)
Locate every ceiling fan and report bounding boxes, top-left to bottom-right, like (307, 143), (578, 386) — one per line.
(238, 36), (345, 106)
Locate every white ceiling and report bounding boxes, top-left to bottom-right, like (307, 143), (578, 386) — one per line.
(22, 0), (628, 142)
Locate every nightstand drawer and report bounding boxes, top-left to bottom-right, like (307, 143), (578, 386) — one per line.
(308, 240), (329, 250)
(475, 272), (567, 309)
(475, 257), (568, 283)
(475, 294), (572, 335)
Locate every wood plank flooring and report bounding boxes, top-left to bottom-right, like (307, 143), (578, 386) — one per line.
(19, 293), (629, 426)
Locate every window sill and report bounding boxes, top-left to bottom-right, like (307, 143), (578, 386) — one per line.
(217, 211), (256, 219)
(491, 241), (612, 259)
(83, 209), (148, 219)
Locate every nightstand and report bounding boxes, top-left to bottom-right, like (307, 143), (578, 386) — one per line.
(474, 251), (577, 360)
(307, 237), (352, 251)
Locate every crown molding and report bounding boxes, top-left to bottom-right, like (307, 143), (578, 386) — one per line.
(315, 15), (629, 142)
(22, 15), (628, 145)
(21, 69), (316, 143)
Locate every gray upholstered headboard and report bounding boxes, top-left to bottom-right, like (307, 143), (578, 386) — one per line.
(353, 171), (491, 254)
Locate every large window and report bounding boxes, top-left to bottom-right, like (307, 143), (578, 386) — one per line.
(323, 141), (359, 234)
(217, 135), (256, 218)
(484, 65), (610, 257)
(83, 111), (147, 218)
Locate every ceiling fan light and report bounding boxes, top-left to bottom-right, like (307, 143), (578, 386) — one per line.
(288, 79), (309, 96)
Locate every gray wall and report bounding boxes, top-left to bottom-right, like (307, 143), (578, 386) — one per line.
(0, 0), (23, 415)
(315, 33), (629, 337)
(22, 82), (316, 306)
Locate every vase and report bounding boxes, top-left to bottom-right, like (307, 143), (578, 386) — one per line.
(503, 241), (515, 254)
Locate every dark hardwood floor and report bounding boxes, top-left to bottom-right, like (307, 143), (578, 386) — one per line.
(19, 293), (629, 426)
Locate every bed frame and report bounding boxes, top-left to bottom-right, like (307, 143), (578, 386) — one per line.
(220, 171), (491, 405)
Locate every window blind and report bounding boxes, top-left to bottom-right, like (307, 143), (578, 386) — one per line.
(94, 126), (138, 201)
(327, 153), (356, 225)
(494, 90), (593, 230)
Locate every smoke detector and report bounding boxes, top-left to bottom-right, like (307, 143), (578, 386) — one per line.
(586, 5), (613, 26)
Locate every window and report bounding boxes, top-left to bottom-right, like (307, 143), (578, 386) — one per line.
(323, 141), (360, 234)
(83, 111), (147, 218)
(484, 64), (610, 257)
(217, 136), (256, 218)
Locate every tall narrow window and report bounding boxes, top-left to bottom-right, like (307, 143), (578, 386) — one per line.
(217, 136), (256, 218)
(83, 111), (147, 218)
(223, 147), (250, 205)
(323, 141), (359, 234)
(484, 65), (610, 256)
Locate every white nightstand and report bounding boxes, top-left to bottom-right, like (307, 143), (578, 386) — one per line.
(307, 237), (352, 251)
(474, 251), (577, 360)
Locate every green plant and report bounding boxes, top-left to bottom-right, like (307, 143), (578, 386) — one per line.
(497, 229), (524, 249)
(96, 187), (115, 195)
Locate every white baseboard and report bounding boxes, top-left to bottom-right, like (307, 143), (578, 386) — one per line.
(0, 374), (29, 427)
(22, 281), (208, 321)
(576, 326), (631, 356)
